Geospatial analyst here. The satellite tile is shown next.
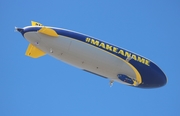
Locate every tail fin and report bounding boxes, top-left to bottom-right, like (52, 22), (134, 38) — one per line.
(25, 44), (46, 58)
(38, 27), (59, 37)
(31, 21), (59, 37)
(31, 21), (43, 26)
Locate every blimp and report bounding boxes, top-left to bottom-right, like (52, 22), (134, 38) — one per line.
(16, 21), (167, 88)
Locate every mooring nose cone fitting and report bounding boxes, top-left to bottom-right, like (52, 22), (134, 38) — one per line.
(16, 28), (24, 33)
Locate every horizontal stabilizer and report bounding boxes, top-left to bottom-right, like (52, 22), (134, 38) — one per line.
(38, 27), (59, 37)
(25, 44), (46, 58)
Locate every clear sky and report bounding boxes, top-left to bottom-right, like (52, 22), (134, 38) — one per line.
(1, 0), (180, 116)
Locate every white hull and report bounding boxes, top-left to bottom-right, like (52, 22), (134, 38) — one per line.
(24, 32), (138, 85)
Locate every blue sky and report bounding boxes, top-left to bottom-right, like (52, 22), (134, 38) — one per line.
(1, 0), (180, 116)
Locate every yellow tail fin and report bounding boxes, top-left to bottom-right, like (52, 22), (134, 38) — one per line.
(38, 27), (59, 37)
(31, 21), (59, 37)
(25, 44), (46, 58)
(31, 21), (43, 26)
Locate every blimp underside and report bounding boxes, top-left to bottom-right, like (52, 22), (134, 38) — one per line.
(24, 31), (139, 86)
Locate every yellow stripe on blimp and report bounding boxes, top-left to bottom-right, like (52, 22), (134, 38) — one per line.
(127, 63), (141, 86)
(85, 38), (142, 86)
